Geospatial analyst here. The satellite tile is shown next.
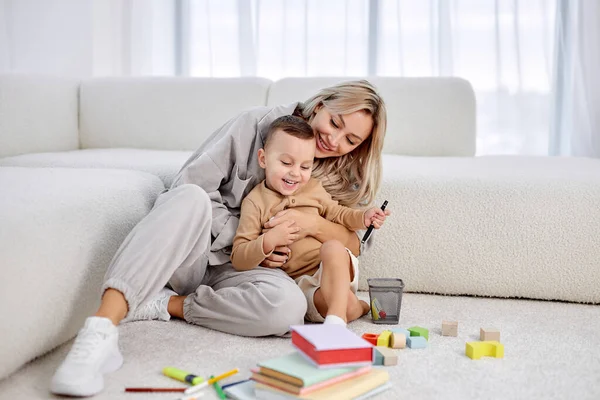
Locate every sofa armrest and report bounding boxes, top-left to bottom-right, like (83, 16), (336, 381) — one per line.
(359, 155), (600, 303)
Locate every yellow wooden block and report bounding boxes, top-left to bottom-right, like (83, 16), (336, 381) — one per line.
(465, 341), (504, 360)
(377, 330), (392, 347)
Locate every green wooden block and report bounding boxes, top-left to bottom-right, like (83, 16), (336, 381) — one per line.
(408, 326), (429, 341)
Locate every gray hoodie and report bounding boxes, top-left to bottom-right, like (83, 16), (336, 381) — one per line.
(171, 103), (371, 266)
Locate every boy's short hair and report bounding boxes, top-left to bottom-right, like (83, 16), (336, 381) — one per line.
(264, 115), (314, 149)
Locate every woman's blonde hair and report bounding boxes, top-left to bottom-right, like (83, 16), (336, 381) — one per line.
(300, 80), (387, 208)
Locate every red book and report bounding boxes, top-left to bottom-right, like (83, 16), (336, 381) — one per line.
(290, 325), (373, 368)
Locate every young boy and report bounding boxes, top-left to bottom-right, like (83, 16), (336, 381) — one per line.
(231, 115), (387, 326)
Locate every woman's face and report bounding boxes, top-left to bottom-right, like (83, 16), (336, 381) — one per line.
(309, 105), (373, 159)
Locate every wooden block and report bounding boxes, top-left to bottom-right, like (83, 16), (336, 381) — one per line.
(377, 330), (392, 347)
(406, 336), (427, 349)
(375, 346), (398, 366)
(362, 333), (379, 346)
(465, 340), (504, 360)
(442, 321), (458, 337)
(408, 326), (429, 341)
(390, 332), (406, 349)
(391, 328), (411, 338)
(372, 347), (384, 365)
(480, 328), (500, 342)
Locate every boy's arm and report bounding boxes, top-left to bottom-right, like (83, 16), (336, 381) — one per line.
(317, 183), (366, 232)
(231, 198), (274, 270)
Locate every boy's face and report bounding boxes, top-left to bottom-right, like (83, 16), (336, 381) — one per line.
(258, 129), (316, 196)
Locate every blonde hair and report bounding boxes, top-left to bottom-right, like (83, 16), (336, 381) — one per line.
(299, 80), (387, 208)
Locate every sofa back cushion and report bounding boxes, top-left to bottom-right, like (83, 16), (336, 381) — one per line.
(0, 75), (79, 158)
(79, 77), (271, 151)
(267, 77), (476, 156)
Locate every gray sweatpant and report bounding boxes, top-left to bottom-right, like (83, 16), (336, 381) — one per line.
(102, 184), (307, 337)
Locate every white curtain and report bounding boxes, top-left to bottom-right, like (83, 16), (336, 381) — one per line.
(0, 0), (175, 77)
(0, 0), (570, 156)
(550, 0), (600, 158)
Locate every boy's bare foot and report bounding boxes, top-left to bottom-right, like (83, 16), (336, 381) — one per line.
(346, 292), (371, 322)
(359, 299), (370, 316)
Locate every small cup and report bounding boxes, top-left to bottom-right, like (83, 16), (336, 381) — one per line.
(367, 278), (405, 324)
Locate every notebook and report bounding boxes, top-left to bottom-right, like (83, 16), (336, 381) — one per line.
(290, 324), (373, 368)
(258, 352), (366, 387)
(223, 380), (256, 400)
(254, 368), (390, 400)
(252, 365), (371, 395)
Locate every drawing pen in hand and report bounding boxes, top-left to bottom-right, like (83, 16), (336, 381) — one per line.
(361, 200), (388, 244)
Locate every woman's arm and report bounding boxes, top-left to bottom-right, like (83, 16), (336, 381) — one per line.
(264, 210), (361, 256)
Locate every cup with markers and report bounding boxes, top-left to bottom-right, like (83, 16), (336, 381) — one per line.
(368, 278), (405, 324)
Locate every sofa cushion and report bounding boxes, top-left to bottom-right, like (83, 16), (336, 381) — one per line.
(79, 77), (272, 151)
(359, 155), (600, 303)
(268, 77), (476, 157)
(0, 75), (79, 158)
(0, 167), (165, 379)
(0, 149), (193, 187)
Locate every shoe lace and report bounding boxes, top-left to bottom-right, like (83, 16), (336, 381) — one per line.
(68, 329), (108, 360)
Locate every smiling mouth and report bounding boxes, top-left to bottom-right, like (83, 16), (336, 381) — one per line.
(318, 135), (333, 152)
(283, 178), (297, 185)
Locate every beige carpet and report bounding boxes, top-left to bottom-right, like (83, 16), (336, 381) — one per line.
(1, 293), (599, 400)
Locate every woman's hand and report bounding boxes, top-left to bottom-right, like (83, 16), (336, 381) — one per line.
(263, 209), (318, 240)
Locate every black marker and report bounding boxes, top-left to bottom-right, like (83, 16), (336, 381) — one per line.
(361, 200), (388, 244)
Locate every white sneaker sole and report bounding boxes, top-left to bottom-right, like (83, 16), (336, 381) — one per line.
(50, 350), (123, 397)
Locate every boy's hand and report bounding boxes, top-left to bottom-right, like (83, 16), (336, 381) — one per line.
(263, 220), (300, 254)
(363, 207), (391, 229)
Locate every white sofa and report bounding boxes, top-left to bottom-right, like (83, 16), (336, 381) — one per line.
(1, 75), (599, 399)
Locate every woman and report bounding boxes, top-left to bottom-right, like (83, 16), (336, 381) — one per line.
(50, 80), (387, 397)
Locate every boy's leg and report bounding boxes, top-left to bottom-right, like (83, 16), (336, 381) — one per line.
(312, 242), (367, 323)
(183, 264), (307, 337)
(316, 240), (353, 322)
(51, 184), (212, 397)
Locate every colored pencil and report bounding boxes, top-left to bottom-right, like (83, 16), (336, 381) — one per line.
(125, 387), (186, 392)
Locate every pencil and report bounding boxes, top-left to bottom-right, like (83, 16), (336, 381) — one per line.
(184, 368), (239, 395)
(125, 387), (186, 392)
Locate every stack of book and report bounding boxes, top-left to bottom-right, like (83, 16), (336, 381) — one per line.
(252, 324), (390, 399)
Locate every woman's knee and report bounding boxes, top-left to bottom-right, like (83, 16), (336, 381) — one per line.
(319, 240), (346, 261)
(259, 280), (307, 335)
(170, 184), (211, 211)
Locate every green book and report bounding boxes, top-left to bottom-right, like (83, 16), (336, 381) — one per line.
(257, 352), (364, 387)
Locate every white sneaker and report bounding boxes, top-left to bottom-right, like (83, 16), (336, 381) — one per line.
(123, 288), (176, 322)
(50, 316), (123, 397)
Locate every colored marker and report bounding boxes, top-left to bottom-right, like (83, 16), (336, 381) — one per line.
(163, 367), (204, 386)
(361, 200), (388, 244)
(210, 375), (227, 400)
(183, 368), (239, 395)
